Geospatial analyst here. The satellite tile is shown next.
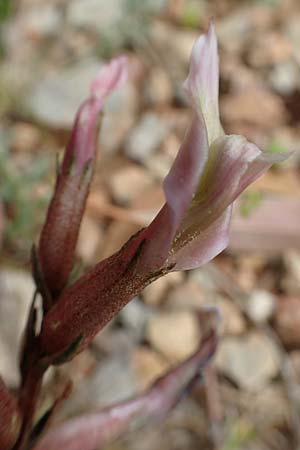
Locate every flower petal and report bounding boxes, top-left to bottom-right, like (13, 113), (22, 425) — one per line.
(169, 205), (232, 271)
(183, 21), (222, 144)
(171, 135), (270, 256)
(140, 114), (209, 271)
(237, 150), (291, 197)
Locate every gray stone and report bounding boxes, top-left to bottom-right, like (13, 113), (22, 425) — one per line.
(26, 60), (101, 128)
(119, 297), (153, 341)
(25, 58), (138, 149)
(58, 356), (136, 419)
(216, 332), (280, 392)
(0, 269), (34, 386)
(100, 84), (139, 154)
(125, 112), (169, 161)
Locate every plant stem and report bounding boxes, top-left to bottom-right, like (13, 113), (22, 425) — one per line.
(14, 364), (46, 450)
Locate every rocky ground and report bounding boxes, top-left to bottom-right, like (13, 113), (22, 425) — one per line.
(1, 1), (300, 449)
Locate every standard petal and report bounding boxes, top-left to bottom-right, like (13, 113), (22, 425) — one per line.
(169, 205), (232, 271)
(139, 113), (209, 271)
(183, 21), (222, 144)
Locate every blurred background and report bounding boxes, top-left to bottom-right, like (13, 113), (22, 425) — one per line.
(1, 0), (300, 449)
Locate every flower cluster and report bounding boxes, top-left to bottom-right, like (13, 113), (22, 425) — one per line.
(4, 21), (288, 450)
(37, 22), (287, 362)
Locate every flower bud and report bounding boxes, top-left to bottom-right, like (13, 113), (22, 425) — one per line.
(38, 56), (127, 300)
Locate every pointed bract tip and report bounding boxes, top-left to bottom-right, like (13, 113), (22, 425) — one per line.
(90, 55), (128, 99)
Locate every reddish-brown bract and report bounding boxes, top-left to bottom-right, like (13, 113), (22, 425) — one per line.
(0, 378), (22, 450)
(38, 160), (94, 298)
(39, 231), (157, 360)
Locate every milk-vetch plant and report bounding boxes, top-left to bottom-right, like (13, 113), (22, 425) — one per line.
(0, 22), (288, 450)
(38, 22), (286, 362)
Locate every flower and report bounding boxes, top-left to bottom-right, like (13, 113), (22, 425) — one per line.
(139, 21), (288, 272)
(37, 56), (127, 301)
(38, 23), (288, 361)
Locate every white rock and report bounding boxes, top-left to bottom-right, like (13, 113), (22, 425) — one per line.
(269, 61), (300, 94)
(246, 290), (276, 324)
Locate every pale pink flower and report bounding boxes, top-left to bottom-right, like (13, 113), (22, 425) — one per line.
(140, 21), (287, 272)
